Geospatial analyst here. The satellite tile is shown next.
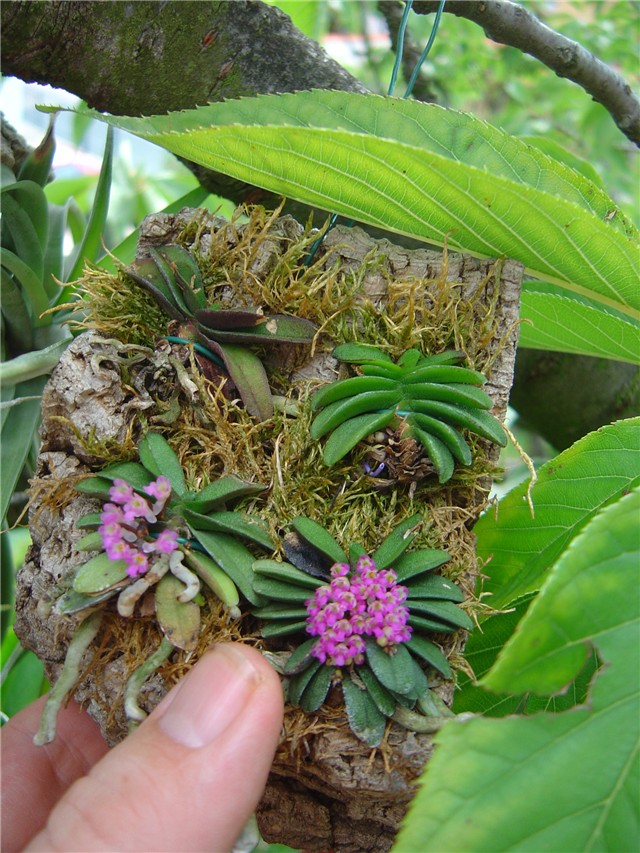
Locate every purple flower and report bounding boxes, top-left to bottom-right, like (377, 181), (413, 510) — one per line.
(144, 476), (172, 513)
(305, 554), (412, 667)
(97, 476), (181, 579)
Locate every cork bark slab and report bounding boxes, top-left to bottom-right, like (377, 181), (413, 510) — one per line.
(15, 209), (523, 852)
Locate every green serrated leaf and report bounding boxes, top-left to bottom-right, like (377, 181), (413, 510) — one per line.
(138, 432), (186, 496)
(71, 92), (639, 321)
(342, 677), (387, 746)
(519, 284), (640, 364)
(372, 514), (422, 569)
(155, 573), (200, 652)
(396, 488), (640, 853)
(476, 418), (640, 611)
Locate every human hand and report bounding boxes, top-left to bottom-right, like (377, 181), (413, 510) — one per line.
(1, 643), (284, 852)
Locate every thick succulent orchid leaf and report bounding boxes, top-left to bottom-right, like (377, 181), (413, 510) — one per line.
(252, 603), (309, 620)
(182, 507), (273, 549)
(76, 512), (102, 529)
(253, 577), (315, 602)
(196, 307), (266, 330)
(253, 558), (324, 589)
(203, 340), (274, 421)
(148, 247), (193, 317)
(408, 614), (459, 634)
(54, 586), (119, 615)
(357, 666), (397, 717)
(75, 475), (121, 500)
(365, 639), (416, 696)
(181, 475), (267, 514)
(300, 663), (334, 712)
(342, 677), (388, 746)
(291, 516), (348, 566)
(138, 432), (186, 496)
(193, 528), (264, 605)
(406, 635), (452, 679)
(287, 657), (323, 705)
(405, 574), (465, 602)
(155, 574), (200, 652)
(73, 554), (130, 595)
(372, 514), (422, 570)
(394, 549), (451, 582)
(409, 599), (475, 631)
(152, 244), (207, 313)
(196, 312), (316, 344)
(98, 461), (155, 493)
(333, 342), (395, 365)
(124, 256), (184, 322)
(322, 410), (397, 465)
(261, 619), (309, 638)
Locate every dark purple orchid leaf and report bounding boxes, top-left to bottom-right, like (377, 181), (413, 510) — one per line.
(196, 308), (266, 330)
(195, 311), (316, 344)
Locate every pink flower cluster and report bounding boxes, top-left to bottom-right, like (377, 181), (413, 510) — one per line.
(99, 477), (179, 577)
(305, 555), (412, 667)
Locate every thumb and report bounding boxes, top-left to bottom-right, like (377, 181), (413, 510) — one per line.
(26, 644), (283, 853)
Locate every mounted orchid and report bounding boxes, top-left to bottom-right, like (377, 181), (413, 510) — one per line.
(252, 515), (472, 746)
(124, 244), (317, 420)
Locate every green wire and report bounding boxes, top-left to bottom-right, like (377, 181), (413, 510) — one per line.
(404, 0), (447, 98)
(388, 0), (414, 97)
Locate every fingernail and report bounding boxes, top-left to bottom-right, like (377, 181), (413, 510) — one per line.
(156, 645), (261, 748)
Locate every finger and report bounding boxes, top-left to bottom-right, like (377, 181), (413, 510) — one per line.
(26, 643), (284, 853)
(1, 696), (108, 853)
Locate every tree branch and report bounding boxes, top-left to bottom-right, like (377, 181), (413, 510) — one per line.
(412, 0), (640, 147)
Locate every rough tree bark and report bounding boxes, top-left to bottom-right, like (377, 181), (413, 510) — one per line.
(2, 7), (637, 478)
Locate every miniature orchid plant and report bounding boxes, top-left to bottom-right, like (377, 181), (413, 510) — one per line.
(124, 244), (317, 420)
(36, 432), (272, 744)
(251, 515), (471, 746)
